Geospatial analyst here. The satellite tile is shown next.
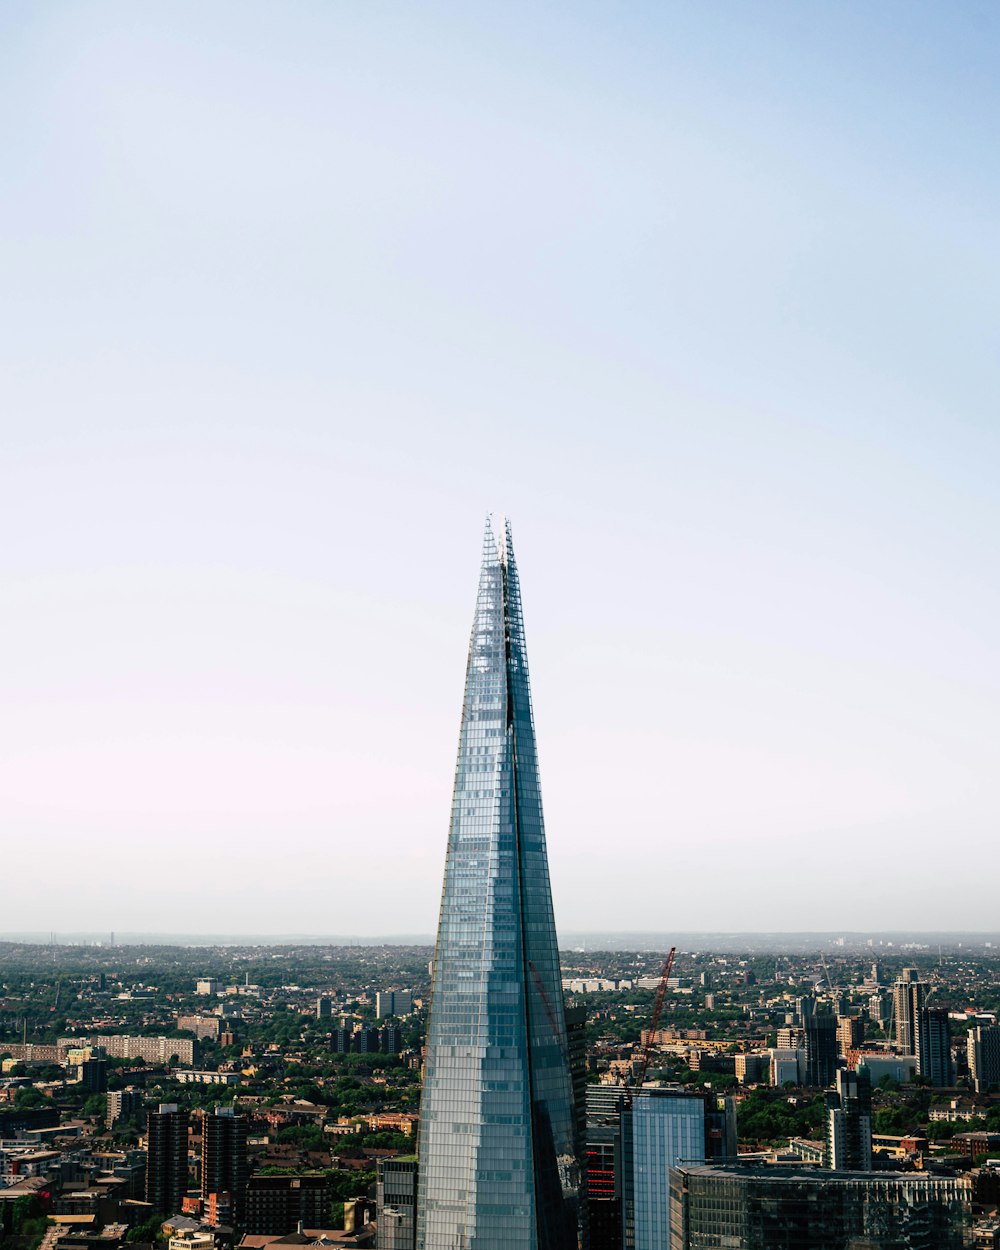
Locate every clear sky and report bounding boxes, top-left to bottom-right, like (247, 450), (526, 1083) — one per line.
(2, 2), (998, 937)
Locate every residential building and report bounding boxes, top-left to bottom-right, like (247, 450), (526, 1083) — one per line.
(415, 519), (579, 1250)
(921, 1007), (953, 1087)
(375, 991), (412, 1019)
(107, 1088), (143, 1130)
(244, 1175), (330, 1236)
(825, 1068), (872, 1170)
(177, 1016), (222, 1042)
(837, 1015), (864, 1057)
(803, 1013), (837, 1087)
(668, 1164), (972, 1250)
(968, 1025), (1000, 1093)
(146, 1104), (189, 1215)
(62, 1035), (197, 1066)
(893, 970), (925, 1056)
(201, 1106), (248, 1227)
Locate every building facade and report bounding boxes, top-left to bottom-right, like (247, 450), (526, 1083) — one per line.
(668, 1164), (972, 1250)
(146, 1103), (189, 1215)
(377, 1157), (417, 1250)
(416, 519), (579, 1250)
(968, 1025), (1000, 1093)
(201, 1107), (248, 1227)
(825, 1068), (872, 1170)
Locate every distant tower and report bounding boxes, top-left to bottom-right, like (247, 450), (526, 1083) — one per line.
(825, 1068), (873, 1170)
(803, 1014), (838, 1087)
(146, 1103), (189, 1214)
(893, 972), (925, 1056)
(968, 1025), (1000, 1093)
(202, 1106), (248, 1226)
(416, 519), (579, 1250)
(921, 1007), (953, 1087)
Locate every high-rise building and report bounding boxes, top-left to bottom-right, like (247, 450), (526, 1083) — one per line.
(825, 1068), (872, 1170)
(416, 519), (579, 1250)
(668, 1164), (972, 1250)
(968, 1025), (1000, 1093)
(145, 1103), (189, 1215)
(836, 1015), (864, 1058)
(622, 1090), (732, 1250)
(316, 997), (333, 1019)
(377, 1157), (417, 1250)
(921, 1006), (953, 1088)
(376, 990), (412, 1019)
(893, 971), (925, 1056)
(201, 1106), (248, 1227)
(802, 1013), (837, 1087)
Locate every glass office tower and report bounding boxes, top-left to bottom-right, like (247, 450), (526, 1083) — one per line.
(416, 518), (579, 1250)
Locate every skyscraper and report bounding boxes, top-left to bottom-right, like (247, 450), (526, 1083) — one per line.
(416, 519), (579, 1250)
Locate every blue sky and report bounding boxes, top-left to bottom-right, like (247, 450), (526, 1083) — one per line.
(1, 2), (998, 935)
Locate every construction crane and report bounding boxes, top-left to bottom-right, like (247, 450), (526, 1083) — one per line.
(626, 946), (677, 1104)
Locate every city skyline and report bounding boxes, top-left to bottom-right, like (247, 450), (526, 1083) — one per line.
(2, 3), (998, 934)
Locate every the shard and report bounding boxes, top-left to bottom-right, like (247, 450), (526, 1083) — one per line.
(416, 518), (579, 1250)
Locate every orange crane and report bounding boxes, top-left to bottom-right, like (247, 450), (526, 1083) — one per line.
(627, 946), (677, 1103)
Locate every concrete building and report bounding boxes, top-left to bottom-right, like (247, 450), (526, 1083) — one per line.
(803, 1013), (837, 1087)
(107, 1088), (143, 1130)
(825, 1068), (872, 1170)
(201, 1106), (248, 1227)
(375, 990), (412, 1019)
(836, 1015), (864, 1057)
(244, 1175), (330, 1236)
(893, 970), (924, 1056)
(968, 1025), (1000, 1093)
(62, 1035), (197, 1066)
(922, 1006), (953, 1087)
(146, 1104), (189, 1216)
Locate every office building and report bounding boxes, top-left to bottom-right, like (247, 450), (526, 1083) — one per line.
(416, 519), (579, 1250)
(244, 1175), (330, 1236)
(968, 1025), (1000, 1093)
(586, 1121), (622, 1250)
(146, 1103), (189, 1215)
(803, 1013), (837, 1087)
(201, 1106), (248, 1226)
(825, 1068), (872, 1170)
(377, 1157), (417, 1250)
(668, 1164), (972, 1250)
(376, 990), (412, 1019)
(622, 1089), (734, 1250)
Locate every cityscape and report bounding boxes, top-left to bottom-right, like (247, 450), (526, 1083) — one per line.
(2, 523), (1000, 1248)
(4, 4), (999, 1250)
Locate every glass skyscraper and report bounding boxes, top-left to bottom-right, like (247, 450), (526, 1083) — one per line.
(416, 518), (579, 1250)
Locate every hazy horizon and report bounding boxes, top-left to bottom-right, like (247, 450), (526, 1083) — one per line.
(3, 3), (998, 934)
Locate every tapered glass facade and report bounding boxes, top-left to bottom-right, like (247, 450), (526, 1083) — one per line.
(416, 518), (579, 1250)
